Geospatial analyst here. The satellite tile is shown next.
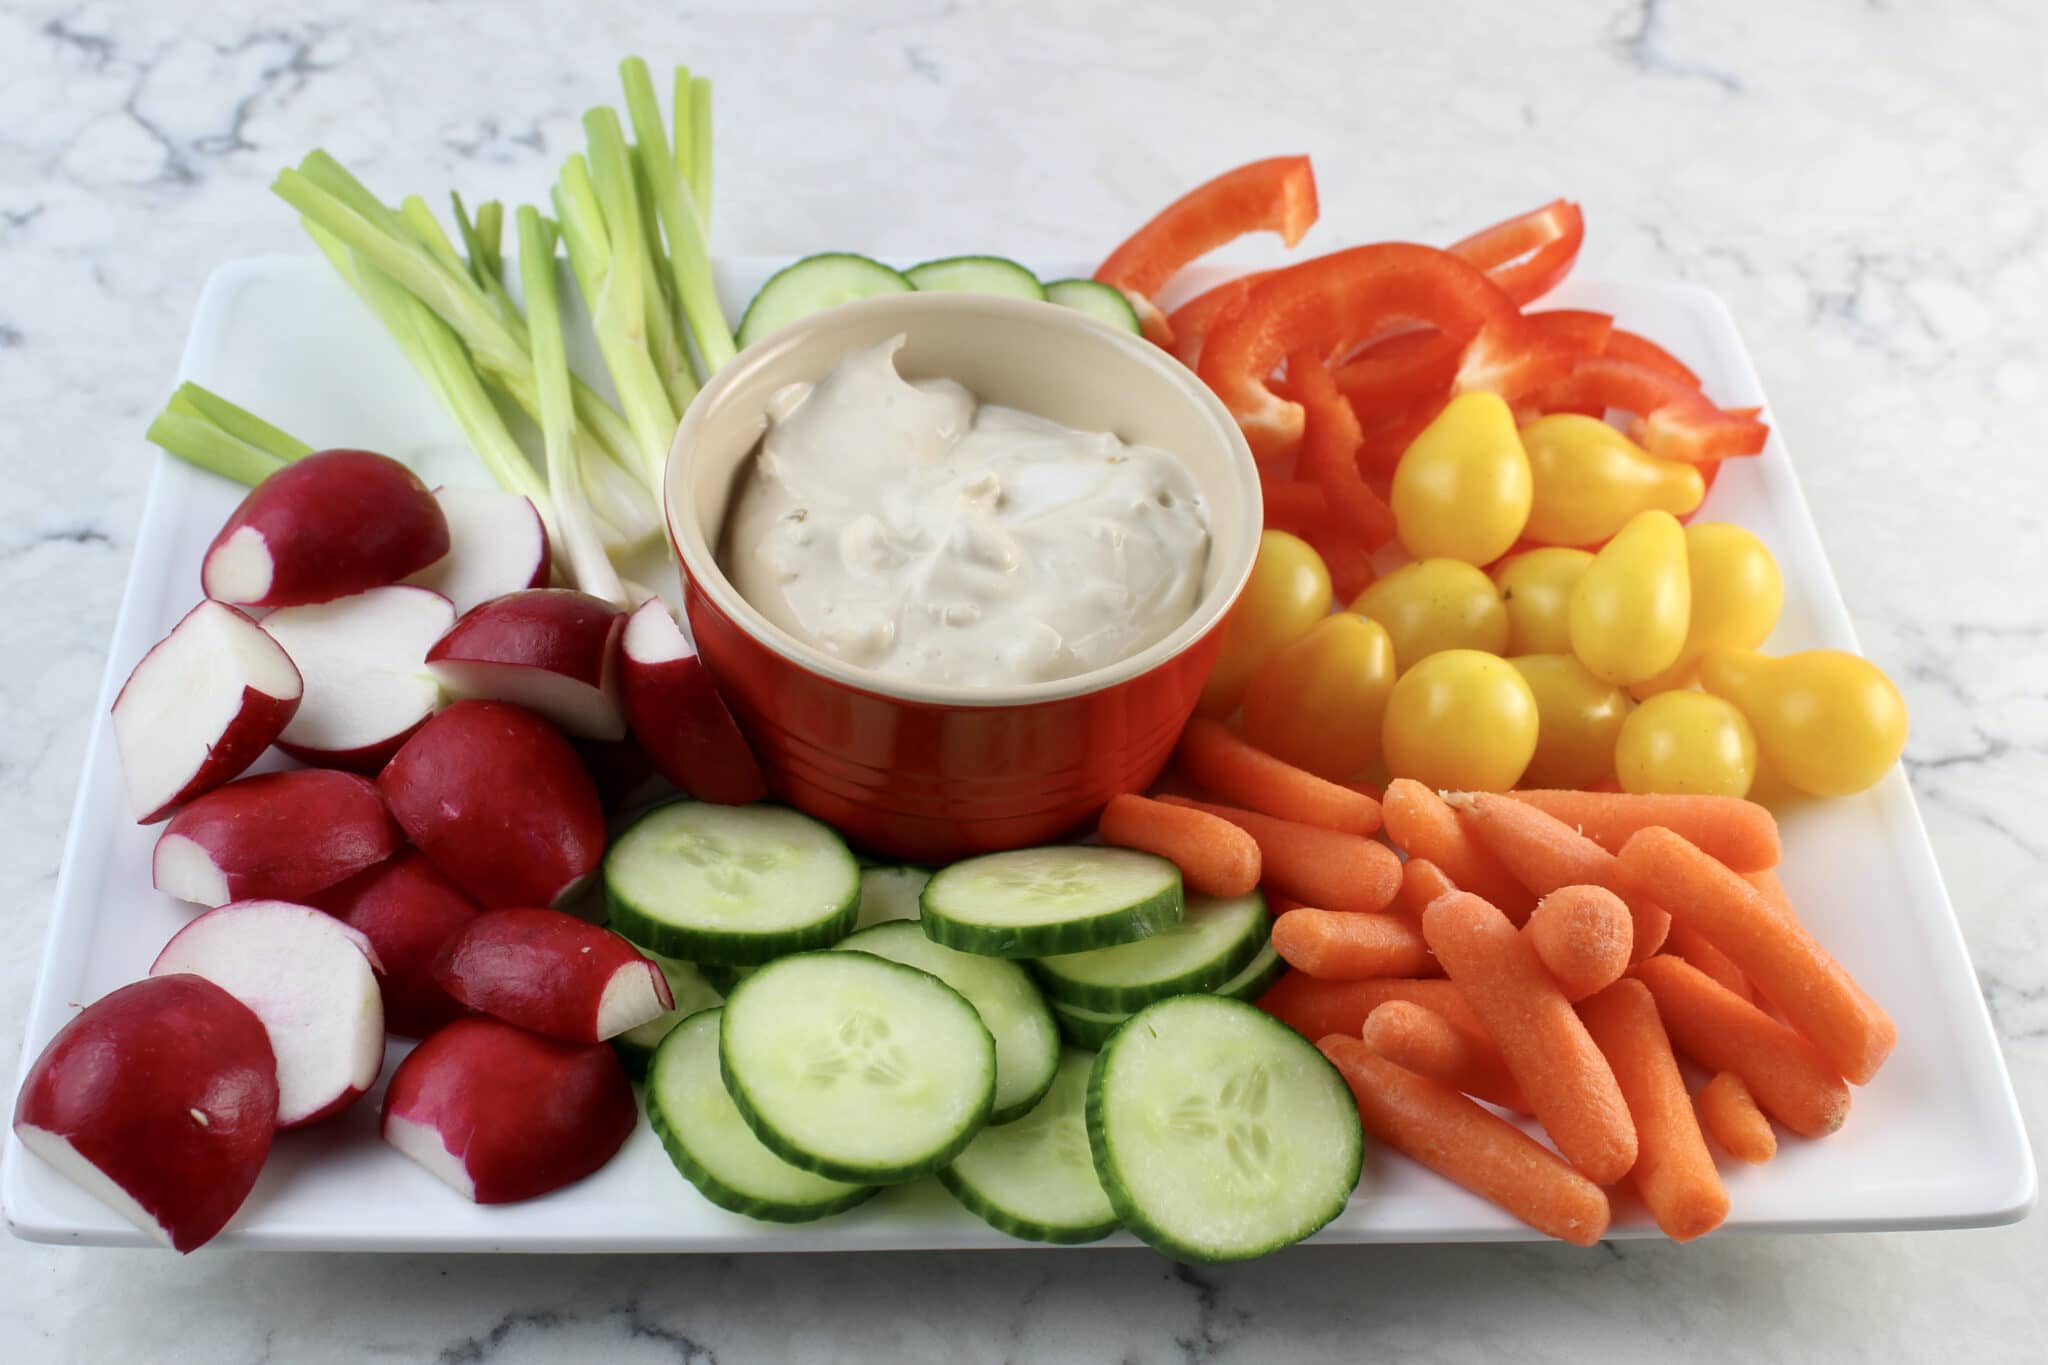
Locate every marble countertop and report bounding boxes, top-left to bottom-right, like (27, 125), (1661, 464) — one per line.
(3, 0), (2042, 1358)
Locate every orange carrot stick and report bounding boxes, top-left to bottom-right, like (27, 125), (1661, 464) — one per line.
(1696, 1071), (1777, 1164)
(1421, 892), (1637, 1185)
(1174, 717), (1382, 834)
(1272, 907), (1436, 979)
(1633, 955), (1850, 1138)
(1318, 1036), (1611, 1246)
(1381, 779), (1535, 922)
(1097, 792), (1261, 898)
(1399, 857), (1460, 921)
(1509, 789), (1781, 872)
(1157, 796), (1401, 913)
(1745, 868), (1801, 923)
(1445, 792), (1671, 960)
(1265, 892), (1309, 916)
(1524, 885), (1633, 1002)
(1577, 979), (1729, 1242)
(1341, 778), (1386, 804)
(1363, 1000), (1530, 1112)
(1617, 827), (1896, 1085)
(1257, 974), (1486, 1041)
(1661, 921), (1751, 1000)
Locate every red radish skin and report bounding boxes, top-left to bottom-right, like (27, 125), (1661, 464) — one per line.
(619, 599), (767, 805)
(573, 737), (666, 814)
(11, 975), (279, 1252)
(203, 449), (449, 608)
(151, 769), (401, 907)
(261, 585), (456, 773)
(381, 1016), (637, 1203)
(432, 908), (674, 1042)
(111, 600), (304, 823)
(378, 700), (607, 909)
(404, 487), (551, 615)
(426, 590), (628, 740)
(312, 852), (481, 1038)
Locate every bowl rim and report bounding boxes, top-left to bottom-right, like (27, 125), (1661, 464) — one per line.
(664, 290), (1264, 709)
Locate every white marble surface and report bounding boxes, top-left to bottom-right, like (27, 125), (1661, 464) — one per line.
(1, 0), (2042, 1358)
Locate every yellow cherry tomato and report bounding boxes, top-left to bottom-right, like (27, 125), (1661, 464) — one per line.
(1494, 548), (1594, 655)
(1509, 654), (1633, 789)
(1518, 414), (1706, 547)
(1242, 615), (1398, 779)
(1199, 530), (1334, 718)
(1382, 649), (1539, 791)
(1391, 392), (1533, 565)
(1697, 648), (1908, 796)
(1350, 559), (1509, 673)
(1632, 522), (1785, 697)
(1615, 691), (1758, 797)
(1569, 510), (1690, 686)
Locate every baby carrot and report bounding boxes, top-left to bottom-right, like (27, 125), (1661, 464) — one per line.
(1661, 921), (1751, 1001)
(1097, 792), (1261, 898)
(1633, 955), (1850, 1138)
(1618, 827), (1896, 1085)
(1577, 979), (1729, 1243)
(1525, 885), (1633, 1002)
(1399, 857), (1460, 921)
(1422, 891), (1637, 1185)
(1509, 789), (1781, 872)
(1265, 892), (1309, 916)
(1445, 792), (1671, 960)
(1258, 974), (1486, 1041)
(1158, 796), (1401, 913)
(1745, 868), (1801, 923)
(1341, 778), (1386, 804)
(1272, 907), (1436, 979)
(1363, 1000), (1530, 1112)
(1174, 718), (1382, 834)
(1381, 779), (1535, 922)
(1318, 1036), (1612, 1246)
(1696, 1071), (1778, 1164)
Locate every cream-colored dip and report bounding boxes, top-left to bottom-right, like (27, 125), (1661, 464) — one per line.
(718, 336), (1211, 688)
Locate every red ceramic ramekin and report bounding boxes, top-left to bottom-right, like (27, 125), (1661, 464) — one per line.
(664, 291), (1262, 863)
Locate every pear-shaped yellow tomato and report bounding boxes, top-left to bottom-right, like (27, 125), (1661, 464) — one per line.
(1569, 510), (1690, 686)
(1697, 648), (1908, 796)
(1382, 649), (1539, 791)
(1509, 654), (1633, 789)
(1519, 414), (1706, 547)
(1632, 522), (1785, 697)
(1350, 559), (1509, 672)
(1391, 392), (1532, 565)
(1242, 615), (1398, 779)
(1199, 530), (1334, 718)
(1614, 691), (1758, 797)
(1494, 548), (1594, 655)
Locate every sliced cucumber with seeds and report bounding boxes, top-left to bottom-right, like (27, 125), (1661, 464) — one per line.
(855, 865), (932, 930)
(1212, 938), (1287, 1002)
(1033, 891), (1268, 1012)
(647, 1010), (877, 1222)
(921, 846), (1183, 958)
(834, 920), (1058, 1124)
(736, 253), (914, 349)
(605, 802), (860, 965)
(904, 255), (1046, 299)
(1051, 997), (1128, 1051)
(939, 1048), (1118, 1243)
(1044, 279), (1141, 334)
(720, 952), (995, 1183)
(612, 954), (724, 1080)
(1088, 994), (1362, 1262)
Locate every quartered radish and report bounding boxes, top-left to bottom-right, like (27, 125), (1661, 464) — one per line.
(1032, 890), (1269, 1012)
(432, 908), (673, 1043)
(312, 851), (480, 1038)
(919, 846), (1184, 958)
(612, 954), (724, 1079)
(619, 599), (767, 805)
(854, 865), (931, 930)
(735, 253), (912, 349)
(403, 486), (551, 615)
(646, 1009), (876, 1222)
(260, 584), (454, 772)
(1043, 278), (1142, 334)
(905, 255), (1046, 299)
(110, 600), (302, 823)
(939, 1048), (1118, 1243)
(427, 589), (627, 740)
(151, 768), (401, 907)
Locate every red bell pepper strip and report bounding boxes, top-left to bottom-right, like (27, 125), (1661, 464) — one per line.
(1356, 393), (1450, 479)
(1448, 199), (1585, 307)
(1283, 349), (1398, 550)
(1304, 528), (1378, 602)
(1259, 471), (1332, 534)
(1333, 329), (1463, 419)
(1604, 328), (1703, 388)
(1167, 271), (1273, 369)
(1525, 308), (1615, 358)
(1532, 356), (1768, 463)
(1095, 157), (1319, 349)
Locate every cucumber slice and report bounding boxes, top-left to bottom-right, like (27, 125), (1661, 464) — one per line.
(1051, 997), (1127, 1051)
(1033, 891), (1268, 1011)
(605, 802), (860, 965)
(855, 865), (932, 930)
(720, 952), (996, 1183)
(920, 846), (1183, 958)
(904, 255), (1046, 300)
(736, 253), (914, 349)
(835, 921), (1058, 1124)
(938, 1048), (1118, 1243)
(1213, 938), (1288, 1002)
(646, 1010), (877, 1222)
(1044, 279), (1141, 334)
(612, 953), (724, 1079)
(1088, 995), (1362, 1262)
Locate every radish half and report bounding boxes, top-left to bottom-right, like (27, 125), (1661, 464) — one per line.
(432, 908), (673, 1042)
(404, 487), (551, 615)
(619, 599), (767, 805)
(312, 851), (481, 1038)
(151, 768), (401, 907)
(260, 585), (454, 772)
(426, 590), (628, 740)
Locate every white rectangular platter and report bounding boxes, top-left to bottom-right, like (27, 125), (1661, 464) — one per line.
(3, 256), (2033, 1251)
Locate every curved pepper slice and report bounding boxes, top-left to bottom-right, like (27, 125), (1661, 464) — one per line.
(1167, 270), (1273, 368)
(1448, 199), (1586, 306)
(1334, 329), (1463, 418)
(1533, 357), (1768, 463)
(1095, 157), (1318, 348)
(1604, 328), (1703, 388)
(1283, 349), (1398, 550)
